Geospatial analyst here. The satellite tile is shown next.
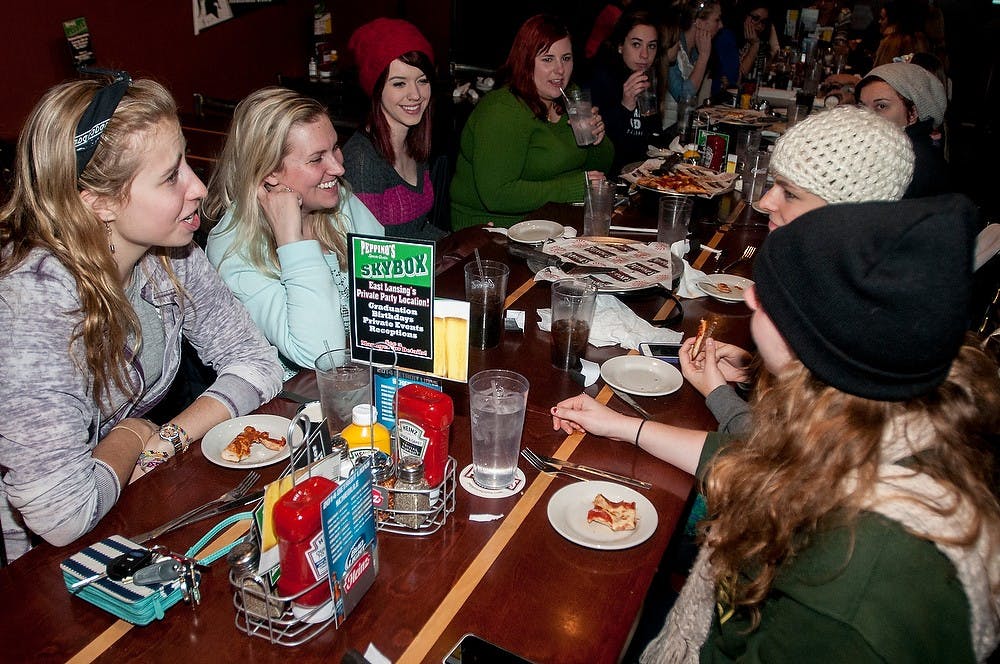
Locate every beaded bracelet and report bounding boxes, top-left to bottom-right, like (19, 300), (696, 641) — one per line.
(635, 419), (646, 447)
(136, 450), (170, 474)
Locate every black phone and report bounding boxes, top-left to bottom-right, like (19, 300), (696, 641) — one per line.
(443, 634), (535, 664)
(638, 342), (682, 363)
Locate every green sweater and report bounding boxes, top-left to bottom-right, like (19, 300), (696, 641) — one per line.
(449, 87), (614, 230)
(695, 434), (976, 663)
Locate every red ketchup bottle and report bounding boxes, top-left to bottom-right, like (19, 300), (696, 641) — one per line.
(273, 476), (338, 615)
(394, 384), (454, 488)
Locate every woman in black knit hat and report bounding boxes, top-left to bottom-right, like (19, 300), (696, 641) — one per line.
(552, 194), (1000, 661)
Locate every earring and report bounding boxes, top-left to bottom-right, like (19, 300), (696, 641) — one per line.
(104, 221), (115, 254)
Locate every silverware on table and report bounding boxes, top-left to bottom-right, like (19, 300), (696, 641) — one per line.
(528, 449), (652, 490)
(131, 472), (261, 544)
(717, 245), (756, 273)
(608, 386), (654, 421)
(521, 449), (589, 483)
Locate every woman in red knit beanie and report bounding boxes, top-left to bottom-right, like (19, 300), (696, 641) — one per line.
(343, 18), (446, 239)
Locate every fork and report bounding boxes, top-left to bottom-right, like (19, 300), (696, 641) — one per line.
(521, 449), (589, 483)
(717, 245), (756, 273)
(131, 471), (260, 544)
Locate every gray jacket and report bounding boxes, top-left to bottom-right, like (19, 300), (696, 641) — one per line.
(0, 244), (282, 558)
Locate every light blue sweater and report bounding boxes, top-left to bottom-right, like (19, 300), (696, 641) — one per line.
(206, 188), (385, 369)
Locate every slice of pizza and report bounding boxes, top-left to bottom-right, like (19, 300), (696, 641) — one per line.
(222, 426), (256, 462)
(221, 426), (286, 462)
(689, 318), (718, 360)
(587, 493), (637, 532)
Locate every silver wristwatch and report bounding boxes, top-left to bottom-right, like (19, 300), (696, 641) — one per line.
(158, 423), (189, 455)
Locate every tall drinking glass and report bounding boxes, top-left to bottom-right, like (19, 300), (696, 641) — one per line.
(315, 349), (371, 451)
(550, 279), (597, 371)
(566, 89), (596, 146)
(464, 260), (509, 350)
(469, 370), (529, 489)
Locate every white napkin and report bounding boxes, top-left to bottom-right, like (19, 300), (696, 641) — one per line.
(676, 259), (710, 299)
(537, 294), (682, 351)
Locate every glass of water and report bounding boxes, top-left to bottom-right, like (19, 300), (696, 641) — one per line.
(315, 348), (371, 446)
(468, 369), (529, 489)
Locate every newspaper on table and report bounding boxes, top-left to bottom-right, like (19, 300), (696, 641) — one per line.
(532, 237), (674, 291)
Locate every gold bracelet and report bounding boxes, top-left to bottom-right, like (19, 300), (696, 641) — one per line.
(110, 423), (149, 455)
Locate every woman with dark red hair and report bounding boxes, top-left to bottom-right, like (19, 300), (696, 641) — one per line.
(450, 14), (614, 230)
(343, 18), (446, 240)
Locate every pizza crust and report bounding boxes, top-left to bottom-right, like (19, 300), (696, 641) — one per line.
(587, 493), (637, 531)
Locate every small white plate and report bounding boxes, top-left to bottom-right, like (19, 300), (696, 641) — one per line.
(508, 219), (565, 245)
(696, 274), (754, 303)
(600, 355), (683, 397)
(750, 200), (768, 215)
(201, 414), (304, 469)
(546, 480), (658, 550)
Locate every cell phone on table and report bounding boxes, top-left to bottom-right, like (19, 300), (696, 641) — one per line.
(443, 633), (535, 664)
(639, 342), (682, 363)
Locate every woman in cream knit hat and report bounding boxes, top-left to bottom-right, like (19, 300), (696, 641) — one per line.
(857, 61), (951, 198)
(760, 104), (914, 230)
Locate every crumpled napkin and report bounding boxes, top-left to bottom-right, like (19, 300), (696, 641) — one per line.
(668, 238), (710, 299)
(538, 294), (682, 351)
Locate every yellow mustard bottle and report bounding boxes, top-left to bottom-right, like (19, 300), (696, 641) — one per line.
(341, 404), (391, 466)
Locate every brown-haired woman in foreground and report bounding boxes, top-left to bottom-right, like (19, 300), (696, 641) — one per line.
(0, 74), (282, 560)
(553, 194), (1000, 661)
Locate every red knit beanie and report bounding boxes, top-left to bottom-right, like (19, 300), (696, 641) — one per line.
(348, 18), (434, 96)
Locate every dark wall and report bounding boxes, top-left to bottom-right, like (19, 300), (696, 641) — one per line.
(0, 1), (451, 142)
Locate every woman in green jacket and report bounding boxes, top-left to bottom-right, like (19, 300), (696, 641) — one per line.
(553, 195), (1000, 662)
(449, 14), (614, 230)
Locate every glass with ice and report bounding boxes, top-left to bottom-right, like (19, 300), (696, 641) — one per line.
(566, 88), (596, 147)
(468, 369), (529, 489)
(315, 348), (371, 447)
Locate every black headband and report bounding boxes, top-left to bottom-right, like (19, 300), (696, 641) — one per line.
(74, 68), (132, 177)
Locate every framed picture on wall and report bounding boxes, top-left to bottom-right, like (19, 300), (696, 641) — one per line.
(193, 0), (234, 35)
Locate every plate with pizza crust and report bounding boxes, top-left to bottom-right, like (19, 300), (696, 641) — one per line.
(696, 274), (754, 303)
(201, 414), (305, 469)
(547, 480), (658, 550)
(600, 355), (684, 397)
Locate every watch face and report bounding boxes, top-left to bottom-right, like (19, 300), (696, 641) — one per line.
(160, 423), (187, 453)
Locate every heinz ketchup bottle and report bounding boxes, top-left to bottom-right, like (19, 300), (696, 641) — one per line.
(272, 475), (337, 621)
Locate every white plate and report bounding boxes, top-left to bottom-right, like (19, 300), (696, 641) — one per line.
(600, 355), (683, 397)
(201, 414), (304, 469)
(508, 219), (565, 245)
(750, 200), (768, 215)
(546, 480), (658, 550)
(696, 274), (754, 303)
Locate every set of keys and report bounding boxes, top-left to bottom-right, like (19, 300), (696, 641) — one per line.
(69, 547), (205, 605)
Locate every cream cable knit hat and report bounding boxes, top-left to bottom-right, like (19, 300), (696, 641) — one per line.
(861, 62), (948, 128)
(770, 105), (914, 204)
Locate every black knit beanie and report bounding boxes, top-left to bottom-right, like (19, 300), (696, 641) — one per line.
(752, 194), (979, 401)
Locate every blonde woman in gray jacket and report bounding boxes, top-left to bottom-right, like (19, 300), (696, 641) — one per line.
(0, 73), (283, 562)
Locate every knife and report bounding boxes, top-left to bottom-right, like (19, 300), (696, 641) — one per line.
(131, 489), (265, 544)
(507, 241), (616, 274)
(608, 386), (654, 420)
(535, 452), (652, 490)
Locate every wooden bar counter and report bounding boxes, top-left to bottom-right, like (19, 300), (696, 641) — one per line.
(0, 198), (767, 664)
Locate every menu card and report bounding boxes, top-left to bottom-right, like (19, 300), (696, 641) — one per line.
(348, 234), (470, 382)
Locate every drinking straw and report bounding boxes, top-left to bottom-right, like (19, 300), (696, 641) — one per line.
(474, 247), (483, 273)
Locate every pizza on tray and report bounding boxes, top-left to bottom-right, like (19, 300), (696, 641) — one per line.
(636, 172), (709, 195)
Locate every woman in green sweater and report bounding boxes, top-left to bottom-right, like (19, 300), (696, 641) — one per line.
(449, 14), (614, 230)
(552, 195), (1000, 662)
